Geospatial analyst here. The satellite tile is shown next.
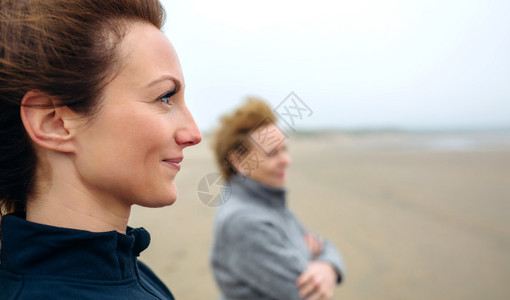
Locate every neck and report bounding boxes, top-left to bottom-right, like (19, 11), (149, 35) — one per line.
(26, 196), (130, 234)
(26, 154), (130, 234)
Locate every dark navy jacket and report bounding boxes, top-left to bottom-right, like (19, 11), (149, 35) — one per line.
(0, 213), (175, 299)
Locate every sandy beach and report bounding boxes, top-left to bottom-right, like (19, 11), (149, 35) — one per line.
(129, 130), (510, 300)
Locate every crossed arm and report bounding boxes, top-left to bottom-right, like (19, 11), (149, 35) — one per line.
(225, 217), (344, 300)
(297, 234), (340, 300)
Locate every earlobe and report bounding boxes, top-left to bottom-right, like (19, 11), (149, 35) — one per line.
(227, 151), (248, 176)
(20, 90), (76, 153)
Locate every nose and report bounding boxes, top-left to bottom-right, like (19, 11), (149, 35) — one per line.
(175, 106), (202, 147)
(280, 150), (291, 167)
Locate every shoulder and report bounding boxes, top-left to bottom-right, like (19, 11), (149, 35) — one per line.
(0, 266), (174, 300)
(218, 205), (285, 246)
(0, 270), (23, 300)
(137, 261), (174, 300)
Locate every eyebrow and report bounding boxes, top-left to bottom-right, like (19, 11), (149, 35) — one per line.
(146, 75), (182, 92)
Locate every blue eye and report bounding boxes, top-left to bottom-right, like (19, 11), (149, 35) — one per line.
(158, 91), (176, 104)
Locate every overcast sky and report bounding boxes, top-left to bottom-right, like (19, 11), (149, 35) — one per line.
(159, 0), (510, 131)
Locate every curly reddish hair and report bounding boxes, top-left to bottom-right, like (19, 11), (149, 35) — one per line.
(211, 97), (277, 180)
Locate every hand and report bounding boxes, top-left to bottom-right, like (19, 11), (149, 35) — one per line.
(304, 233), (323, 259)
(296, 261), (337, 300)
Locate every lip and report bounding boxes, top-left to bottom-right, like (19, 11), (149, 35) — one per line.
(163, 157), (183, 171)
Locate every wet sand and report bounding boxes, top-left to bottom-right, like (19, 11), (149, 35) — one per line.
(129, 131), (510, 300)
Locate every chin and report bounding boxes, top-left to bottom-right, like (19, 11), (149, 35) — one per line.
(159, 189), (178, 207)
(138, 186), (178, 208)
(268, 180), (285, 189)
(275, 182), (285, 189)
(272, 177), (286, 188)
(141, 195), (177, 208)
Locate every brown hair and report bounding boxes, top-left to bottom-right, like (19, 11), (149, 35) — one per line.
(211, 97), (277, 180)
(0, 0), (165, 218)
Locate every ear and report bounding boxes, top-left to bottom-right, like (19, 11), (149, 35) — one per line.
(20, 90), (80, 153)
(226, 149), (250, 176)
(226, 152), (241, 175)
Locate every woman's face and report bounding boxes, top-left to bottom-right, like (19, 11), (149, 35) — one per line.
(242, 123), (291, 189)
(73, 22), (201, 208)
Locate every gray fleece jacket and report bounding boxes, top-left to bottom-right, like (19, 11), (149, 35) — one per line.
(211, 175), (344, 300)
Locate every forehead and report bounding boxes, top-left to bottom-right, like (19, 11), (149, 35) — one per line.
(114, 22), (183, 89)
(248, 123), (288, 154)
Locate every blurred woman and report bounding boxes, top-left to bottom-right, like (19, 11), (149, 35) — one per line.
(0, 0), (201, 298)
(210, 98), (344, 300)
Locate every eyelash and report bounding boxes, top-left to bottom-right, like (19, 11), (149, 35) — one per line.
(158, 90), (177, 105)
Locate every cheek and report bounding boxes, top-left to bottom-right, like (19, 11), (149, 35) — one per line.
(114, 118), (170, 166)
(85, 111), (169, 170)
(264, 158), (279, 172)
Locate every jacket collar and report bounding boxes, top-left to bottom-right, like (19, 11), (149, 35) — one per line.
(0, 212), (150, 280)
(230, 175), (287, 209)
